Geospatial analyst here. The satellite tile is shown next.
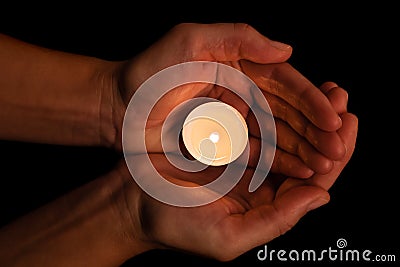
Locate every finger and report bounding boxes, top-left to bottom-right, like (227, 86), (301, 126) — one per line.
(277, 112), (358, 195)
(246, 109), (261, 138)
(275, 119), (333, 174)
(307, 112), (358, 190)
(246, 110), (333, 177)
(241, 61), (342, 132)
(218, 88), (251, 120)
(247, 136), (314, 178)
(247, 104), (346, 161)
(246, 107), (274, 139)
(216, 185), (329, 260)
(320, 83), (348, 114)
(193, 23), (293, 63)
(319, 81), (338, 93)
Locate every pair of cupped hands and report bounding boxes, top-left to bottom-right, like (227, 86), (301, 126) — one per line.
(107, 23), (358, 261)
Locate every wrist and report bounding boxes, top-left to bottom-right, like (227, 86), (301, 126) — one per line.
(108, 162), (158, 257)
(96, 60), (127, 150)
(0, 161), (154, 266)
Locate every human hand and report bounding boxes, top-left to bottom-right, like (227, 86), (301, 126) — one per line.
(240, 61), (347, 177)
(110, 23), (345, 179)
(109, 23), (292, 151)
(118, 81), (357, 261)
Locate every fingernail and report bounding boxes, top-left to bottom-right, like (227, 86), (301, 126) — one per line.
(307, 197), (329, 212)
(270, 40), (292, 51)
(336, 115), (343, 129)
(303, 168), (314, 178)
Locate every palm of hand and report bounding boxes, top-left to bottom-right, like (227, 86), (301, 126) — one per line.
(132, 153), (328, 261)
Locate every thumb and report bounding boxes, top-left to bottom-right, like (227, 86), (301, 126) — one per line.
(254, 185), (329, 241)
(201, 23), (293, 63)
(219, 186), (329, 260)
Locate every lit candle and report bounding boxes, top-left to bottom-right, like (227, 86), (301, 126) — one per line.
(182, 101), (248, 166)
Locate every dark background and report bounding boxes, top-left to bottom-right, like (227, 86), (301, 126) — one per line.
(0, 2), (398, 266)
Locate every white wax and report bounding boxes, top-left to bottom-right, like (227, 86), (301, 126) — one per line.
(182, 102), (248, 166)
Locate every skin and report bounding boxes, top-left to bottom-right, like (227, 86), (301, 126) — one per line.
(117, 23), (346, 177)
(0, 23), (358, 266)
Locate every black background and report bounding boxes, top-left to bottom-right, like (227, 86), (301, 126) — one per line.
(0, 1), (398, 266)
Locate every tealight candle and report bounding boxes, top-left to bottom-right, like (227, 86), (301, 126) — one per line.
(182, 101), (248, 166)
